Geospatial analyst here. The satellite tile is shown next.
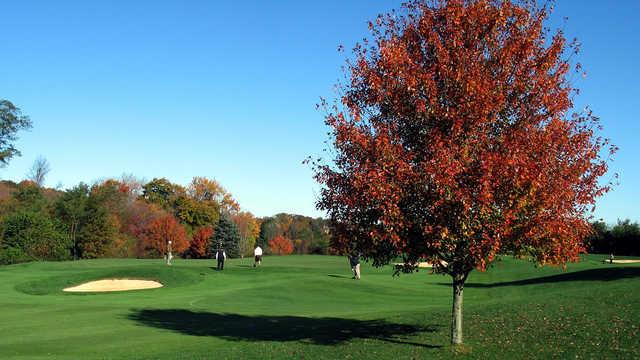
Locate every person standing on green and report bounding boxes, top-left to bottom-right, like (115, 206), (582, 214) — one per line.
(254, 245), (263, 267)
(215, 247), (227, 270)
(349, 253), (360, 280)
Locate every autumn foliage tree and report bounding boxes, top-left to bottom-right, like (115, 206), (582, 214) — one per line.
(257, 214), (331, 254)
(233, 211), (261, 257)
(0, 173), (248, 263)
(141, 178), (185, 210)
(137, 214), (189, 258)
(190, 226), (213, 258)
(313, 0), (614, 345)
(269, 235), (294, 255)
(188, 177), (240, 214)
(86, 179), (131, 257)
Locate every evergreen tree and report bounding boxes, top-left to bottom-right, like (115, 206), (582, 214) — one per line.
(211, 214), (240, 258)
(257, 216), (277, 249)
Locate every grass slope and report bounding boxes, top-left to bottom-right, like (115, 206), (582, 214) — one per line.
(0, 255), (638, 359)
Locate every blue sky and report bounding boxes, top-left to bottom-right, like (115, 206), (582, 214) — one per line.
(0, 1), (637, 223)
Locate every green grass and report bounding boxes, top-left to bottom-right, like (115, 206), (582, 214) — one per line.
(0, 255), (638, 359)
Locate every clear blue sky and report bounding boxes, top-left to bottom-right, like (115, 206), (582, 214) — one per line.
(0, 1), (637, 223)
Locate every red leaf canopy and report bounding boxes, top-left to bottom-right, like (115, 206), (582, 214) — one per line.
(315, 0), (615, 275)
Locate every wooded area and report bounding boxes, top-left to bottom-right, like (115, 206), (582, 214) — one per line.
(0, 177), (330, 265)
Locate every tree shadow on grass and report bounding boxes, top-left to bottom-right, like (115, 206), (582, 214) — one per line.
(453, 267), (640, 288)
(128, 309), (441, 348)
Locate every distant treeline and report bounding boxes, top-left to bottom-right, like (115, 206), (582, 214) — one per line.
(587, 219), (640, 256)
(1, 175), (636, 265)
(0, 177), (331, 265)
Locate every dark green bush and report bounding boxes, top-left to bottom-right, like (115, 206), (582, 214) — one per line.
(0, 246), (30, 265)
(1, 211), (70, 263)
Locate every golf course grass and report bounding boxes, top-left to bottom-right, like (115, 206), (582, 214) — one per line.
(1, 255), (638, 359)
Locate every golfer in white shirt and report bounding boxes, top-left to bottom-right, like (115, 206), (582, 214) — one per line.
(254, 246), (263, 267)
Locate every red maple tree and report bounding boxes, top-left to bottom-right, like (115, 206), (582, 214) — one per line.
(190, 226), (213, 258)
(137, 214), (189, 258)
(313, 0), (615, 345)
(269, 235), (294, 255)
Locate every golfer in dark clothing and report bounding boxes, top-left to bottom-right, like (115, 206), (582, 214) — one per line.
(349, 253), (361, 280)
(216, 248), (227, 270)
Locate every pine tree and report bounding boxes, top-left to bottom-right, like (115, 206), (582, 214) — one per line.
(211, 214), (240, 258)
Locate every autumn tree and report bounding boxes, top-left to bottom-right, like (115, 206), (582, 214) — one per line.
(75, 205), (119, 259)
(119, 173), (145, 202)
(269, 235), (294, 255)
(0, 100), (32, 167)
(88, 179), (136, 257)
(309, 217), (331, 254)
(141, 178), (185, 209)
(137, 214), (189, 258)
(64, 182), (121, 258)
(174, 195), (219, 228)
(313, 0), (614, 345)
(233, 211), (261, 257)
(127, 200), (168, 257)
(0, 180), (18, 201)
(190, 226), (213, 258)
(258, 214), (331, 255)
(140, 177), (237, 231)
(188, 177), (240, 214)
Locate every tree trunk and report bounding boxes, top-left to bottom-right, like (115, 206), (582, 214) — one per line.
(71, 222), (77, 260)
(451, 272), (468, 345)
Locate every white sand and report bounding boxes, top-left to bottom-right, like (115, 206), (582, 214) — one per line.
(63, 279), (163, 292)
(609, 259), (640, 264)
(394, 261), (447, 268)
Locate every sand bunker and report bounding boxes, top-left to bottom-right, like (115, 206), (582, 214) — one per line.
(608, 259), (640, 264)
(394, 261), (447, 268)
(63, 279), (163, 292)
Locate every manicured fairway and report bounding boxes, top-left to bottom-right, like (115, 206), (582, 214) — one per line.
(1, 255), (638, 359)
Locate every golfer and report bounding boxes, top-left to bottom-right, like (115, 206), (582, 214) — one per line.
(254, 245), (263, 267)
(215, 246), (227, 270)
(349, 253), (361, 280)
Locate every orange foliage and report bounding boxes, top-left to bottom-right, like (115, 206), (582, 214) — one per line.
(190, 226), (213, 258)
(128, 201), (166, 236)
(269, 235), (294, 255)
(232, 211), (261, 240)
(137, 214), (189, 257)
(315, 0), (614, 273)
(188, 177), (240, 213)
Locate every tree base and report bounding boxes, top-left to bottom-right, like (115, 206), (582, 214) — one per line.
(450, 343), (472, 355)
